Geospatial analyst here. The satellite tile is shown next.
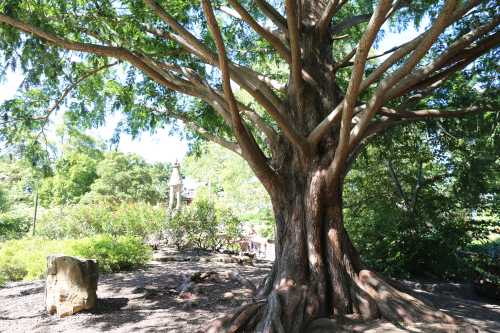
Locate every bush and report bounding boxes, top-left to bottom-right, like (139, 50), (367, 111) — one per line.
(0, 211), (31, 241)
(75, 235), (152, 272)
(167, 199), (241, 251)
(0, 185), (31, 241)
(0, 235), (151, 285)
(345, 205), (495, 280)
(36, 202), (166, 239)
(0, 186), (8, 213)
(0, 238), (75, 284)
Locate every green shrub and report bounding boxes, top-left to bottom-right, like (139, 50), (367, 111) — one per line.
(345, 204), (495, 280)
(36, 204), (112, 239)
(0, 186), (8, 213)
(0, 238), (75, 283)
(0, 185), (31, 241)
(167, 199), (241, 251)
(102, 202), (166, 238)
(74, 235), (152, 272)
(0, 235), (151, 285)
(0, 211), (31, 241)
(36, 202), (166, 239)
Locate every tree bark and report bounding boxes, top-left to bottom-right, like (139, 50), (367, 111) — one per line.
(208, 160), (462, 332)
(250, 169), (380, 332)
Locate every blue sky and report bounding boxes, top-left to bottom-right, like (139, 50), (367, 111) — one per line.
(0, 21), (423, 163)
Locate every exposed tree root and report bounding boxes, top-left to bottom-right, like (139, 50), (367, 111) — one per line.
(357, 270), (454, 325)
(205, 269), (480, 333)
(354, 270), (479, 332)
(205, 301), (265, 333)
(205, 286), (309, 333)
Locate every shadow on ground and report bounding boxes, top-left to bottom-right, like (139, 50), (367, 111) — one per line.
(0, 248), (498, 333)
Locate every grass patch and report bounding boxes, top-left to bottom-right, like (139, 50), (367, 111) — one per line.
(0, 235), (151, 286)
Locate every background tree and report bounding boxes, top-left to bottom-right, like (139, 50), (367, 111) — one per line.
(0, 0), (498, 331)
(166, 198), (242, 251)
(85, 152), (171, 205)
(344, 119), (498, 280)
(39, 151), (101, 206)
(0, 157), (36, 239)
(184, 142), (274, 235)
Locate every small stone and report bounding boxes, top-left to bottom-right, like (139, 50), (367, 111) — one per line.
(223, 292), (234, 299)
(45, 255), (98, 317)
(179, 291), (195, 300)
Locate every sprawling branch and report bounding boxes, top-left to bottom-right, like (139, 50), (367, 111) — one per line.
(387, 160), (409, 207)
(0, 10), (280, 168)
(387, 17), (500, 98)
(326, 0), (392, 184)
(285, 0), (303, 110)
(227, 0), (291, 63)
(349, 0), (459, 151)
(143, 0), (288, 123)
(146, 104), (242, 155)
(206, 88), (278, 148)
(362, 106), (497, 141)
(389, 30), (500, 99)
(172, 112), (242, 156)
(33, 62), (118, 121)
(409, 161), (424, 213)
(3, 15), (199, 92)
(318, 0), (347, 38)
(241, 109), (278, 148)
(331, 13), (372, 36)
(310, 2), (402, 146)
(143, 0), (309, 153)
(379, 106), (496, 120)
(202, 0), (280, 190)
(306, 0), (487, 148)
(254, 0), (288, 34)
(361, 0), (482, 92)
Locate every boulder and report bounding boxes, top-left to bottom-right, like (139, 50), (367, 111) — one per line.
(45, 255), (98, 317)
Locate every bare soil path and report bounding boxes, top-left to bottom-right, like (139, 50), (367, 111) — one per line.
(0, 248), (498, 333)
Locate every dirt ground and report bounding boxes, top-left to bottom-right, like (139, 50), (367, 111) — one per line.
(0, 248), (499, 333)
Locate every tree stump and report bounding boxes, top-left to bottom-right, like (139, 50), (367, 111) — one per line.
(45, 255), (98, 317)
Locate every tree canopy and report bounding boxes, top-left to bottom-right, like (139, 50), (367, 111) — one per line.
(0, 0), (499, 331)
(184, 142), (273, 231)
(0, 1), (497, 187)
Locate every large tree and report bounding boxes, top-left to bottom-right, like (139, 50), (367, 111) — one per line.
(0, 0), (498, 331)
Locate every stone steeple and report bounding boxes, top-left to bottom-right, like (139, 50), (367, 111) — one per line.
(168, 160), (183, 211)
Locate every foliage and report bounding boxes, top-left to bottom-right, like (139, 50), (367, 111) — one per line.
(0, 157), (37, 207)
(0, 186), (8, 213)
(36, 201), (166, 239)
(0, 211), (31, 241)
(0, 161), (34, 240)
(83, 152), (170, 205)
(167, 198), (241, 251)
(344, 123), (498, 280)
(183, 143), (273, 236)
(36, 126), (104, 206)
(0, 235), (151, 285)
(39, 151), (100, 206)
(75, 235), (152, 272)
(0, 138), (170, 241)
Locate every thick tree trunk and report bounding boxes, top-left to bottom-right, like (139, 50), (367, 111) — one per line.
(207, 165), (463, 333)
(250, 173), (379, 332)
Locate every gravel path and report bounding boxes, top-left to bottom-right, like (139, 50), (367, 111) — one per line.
(0, 249), (498, 333)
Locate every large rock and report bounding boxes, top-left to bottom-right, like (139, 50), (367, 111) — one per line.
(45, 255), (98, 317)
